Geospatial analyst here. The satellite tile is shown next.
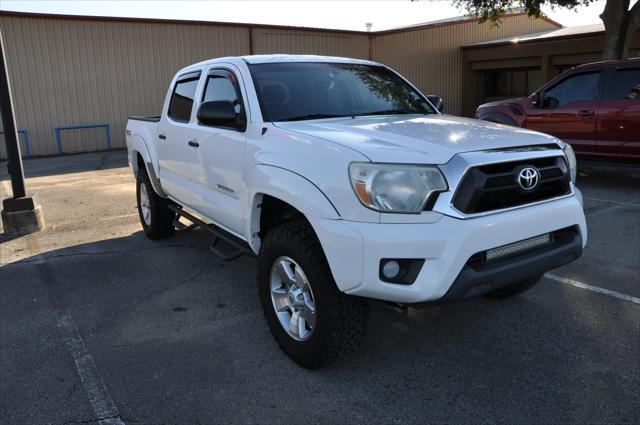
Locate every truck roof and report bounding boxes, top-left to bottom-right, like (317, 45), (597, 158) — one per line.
(572, 57), (640, 71)
(241, 54), (377, 65)
(179, 54), (380, 74)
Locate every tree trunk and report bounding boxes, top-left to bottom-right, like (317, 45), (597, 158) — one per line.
(600, 0), (639, 60)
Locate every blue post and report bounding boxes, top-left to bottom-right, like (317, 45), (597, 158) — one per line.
(54, 123), (111, 154)
(55, 128), (62, 154)
(0, 128), (30, 157)
(105, 124), (112, 150)
(21, 129), (31, 157)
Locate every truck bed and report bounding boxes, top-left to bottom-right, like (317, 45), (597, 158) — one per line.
(129, 115), (161, 122)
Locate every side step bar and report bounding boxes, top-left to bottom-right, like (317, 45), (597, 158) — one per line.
(167, 203), (255, 261)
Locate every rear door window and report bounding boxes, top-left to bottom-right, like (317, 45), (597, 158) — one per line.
(544, 72), (600, 106)
(603, 68), (640, 100)
(168, 73), (201, 122)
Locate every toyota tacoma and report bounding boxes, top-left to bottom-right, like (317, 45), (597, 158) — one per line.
(126, 55), (587, 368)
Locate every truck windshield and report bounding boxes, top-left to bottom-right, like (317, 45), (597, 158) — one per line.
(249, 62), (436, 122)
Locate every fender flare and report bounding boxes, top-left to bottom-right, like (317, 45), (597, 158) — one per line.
(244, 164), (340, 252)
(128, 134), (167, 197)
(478, 112), (518, 126)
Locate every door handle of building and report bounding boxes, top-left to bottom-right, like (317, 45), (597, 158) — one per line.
(188, 140), (199, 148)
(578, 109), (595, 117)
(158, 134), (166, 140)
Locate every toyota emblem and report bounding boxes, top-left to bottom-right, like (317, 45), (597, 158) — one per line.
(517, 167), (539, 190)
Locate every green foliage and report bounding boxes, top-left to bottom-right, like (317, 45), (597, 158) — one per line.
(449, 0), (595, 23)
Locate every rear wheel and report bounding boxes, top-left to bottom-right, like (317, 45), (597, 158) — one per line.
(258, 219), (368, 369)
(483, 275), (541, 299)
(136, 169), (175, 240)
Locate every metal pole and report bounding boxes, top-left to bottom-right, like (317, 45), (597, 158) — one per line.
(0, 29), (26, 199)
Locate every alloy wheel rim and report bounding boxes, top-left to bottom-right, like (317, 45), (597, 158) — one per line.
(269, 256), (316, 341)
(139, 183), (151, 226)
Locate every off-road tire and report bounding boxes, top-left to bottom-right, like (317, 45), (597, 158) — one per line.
(136, 168), (175, 240)
(483, 274), (541, 299)
(257, 219), (368, 369)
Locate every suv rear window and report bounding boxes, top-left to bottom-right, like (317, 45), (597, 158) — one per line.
(168, 73), (201, 122)
(604, 68), (640, 100)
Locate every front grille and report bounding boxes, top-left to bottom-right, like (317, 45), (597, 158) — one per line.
(453, 156), (570, 214)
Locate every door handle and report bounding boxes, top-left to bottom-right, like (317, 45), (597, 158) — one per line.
(188, 140), (199, 148)
(578, 109), (595, 117)
(158, 134), (166, 140)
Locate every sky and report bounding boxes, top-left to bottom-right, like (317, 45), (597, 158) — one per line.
(1, 0), (613, 31)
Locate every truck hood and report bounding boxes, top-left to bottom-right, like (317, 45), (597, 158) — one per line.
(477, 97), (525, 109)
(275, 114), (558, 164)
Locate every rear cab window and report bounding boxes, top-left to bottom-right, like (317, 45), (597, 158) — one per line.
(167, 71), (201, 122)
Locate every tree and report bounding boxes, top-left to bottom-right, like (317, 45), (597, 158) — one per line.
(450, 0), (640, 60)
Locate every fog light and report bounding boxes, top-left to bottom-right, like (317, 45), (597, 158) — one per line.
(382, 260), (401, 279)
(379, 259), (425, 285)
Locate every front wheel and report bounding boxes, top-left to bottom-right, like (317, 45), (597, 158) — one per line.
(258, 220), (368, 369)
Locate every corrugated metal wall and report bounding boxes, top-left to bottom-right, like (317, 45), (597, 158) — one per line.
(0, 16), (250, 158)
(0, 13), (554, 158)
(252, 28), (368, 58)
(371, 15), (556, 116)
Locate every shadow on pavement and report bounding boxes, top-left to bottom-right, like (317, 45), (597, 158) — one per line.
(2, 227), (638, 424)
(0, 150), (127, 180)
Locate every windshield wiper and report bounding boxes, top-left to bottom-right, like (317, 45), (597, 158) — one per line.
(281, 113), (348, 122)
(358, 109), (423, 117)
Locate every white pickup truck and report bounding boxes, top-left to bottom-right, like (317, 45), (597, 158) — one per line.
(126, 55), (587, 368)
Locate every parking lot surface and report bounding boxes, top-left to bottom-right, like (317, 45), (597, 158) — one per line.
(1, 151), (639, 424)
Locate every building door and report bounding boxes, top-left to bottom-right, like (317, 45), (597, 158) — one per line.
(479, 68), (541, 104)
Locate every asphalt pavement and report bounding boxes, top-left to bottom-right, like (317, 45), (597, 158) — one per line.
(1, 151), (638, 424)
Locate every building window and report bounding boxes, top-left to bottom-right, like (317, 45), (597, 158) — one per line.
(479, 68), (541, 103)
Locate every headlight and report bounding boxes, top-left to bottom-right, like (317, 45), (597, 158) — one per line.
(349, 163), (448, 213)
(563, 143), (577, 183)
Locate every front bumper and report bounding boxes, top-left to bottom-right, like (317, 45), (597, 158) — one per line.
(441, 226), (581, 301)
(308, 192), (587, 303)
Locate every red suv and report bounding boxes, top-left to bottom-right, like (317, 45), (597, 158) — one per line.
(475, 58), (640, 160)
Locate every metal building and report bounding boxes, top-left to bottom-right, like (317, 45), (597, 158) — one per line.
(461, 25), (640, 116)
(0, 11), (559, 158)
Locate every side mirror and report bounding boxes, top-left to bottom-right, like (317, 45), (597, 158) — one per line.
(426, 95), (444, 113)
(530, 92), (541, 108)
(197, 100), (245, 131)
(544, 96), (559, 109)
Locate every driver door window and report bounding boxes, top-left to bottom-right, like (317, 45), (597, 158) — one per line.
(544, 72), (599, 107)
(202, 74), (243, 115)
